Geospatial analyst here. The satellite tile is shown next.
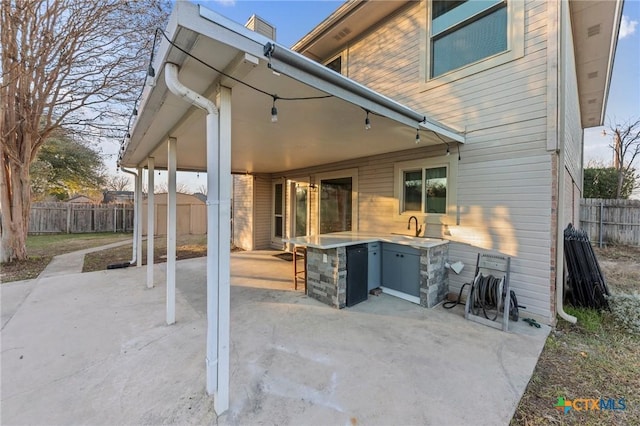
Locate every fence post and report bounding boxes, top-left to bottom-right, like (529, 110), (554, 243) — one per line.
(599, 201), (603, 248)
(66, 204), (71, 234)
(114, 207), (117, 232)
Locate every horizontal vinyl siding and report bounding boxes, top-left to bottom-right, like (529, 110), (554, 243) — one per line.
(232, 175), (254, 250)
(562, 5), (583, 187)
(253, 175), (271, 250)
(277, 146), (553, 321)
(347, 3), (421, 105)
(280, 1), (555, 321)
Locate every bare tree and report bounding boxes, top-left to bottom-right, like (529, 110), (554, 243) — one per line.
(154, 182), (193, 195)
(605, 118), (640, 198)
(106, 174), (132, 192)
(1, 0), (167, 262)
(195, 184), (208, 196)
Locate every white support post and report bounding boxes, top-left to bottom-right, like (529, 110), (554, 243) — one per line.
(167, 138), (177, 325)
(205, 109), (220, 396)
(136, 167), (143, 267)
(163, 62), (229, 413)
(215, 86), (231, 414)
(147, 157), (155, 289)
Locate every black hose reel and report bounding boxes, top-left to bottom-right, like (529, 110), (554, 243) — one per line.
(469, 273), (521, 322)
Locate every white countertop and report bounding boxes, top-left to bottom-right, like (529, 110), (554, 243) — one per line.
(283, 231), (449, 250)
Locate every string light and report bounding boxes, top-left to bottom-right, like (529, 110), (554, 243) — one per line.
(271, 97), (278, 123)
(120, 28), (449, 166)
(431, 130), (457, 158)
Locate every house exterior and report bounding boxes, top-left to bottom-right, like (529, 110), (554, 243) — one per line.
(118, 1), (621, 412)
(231, 0), (622, 325)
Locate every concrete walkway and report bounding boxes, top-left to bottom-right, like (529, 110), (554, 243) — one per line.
(1, 250), (550, 425)
(40, 239), (137, 278)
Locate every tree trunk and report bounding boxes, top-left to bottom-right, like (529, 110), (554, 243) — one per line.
(616, 168), (625, 199)
(0, 150), (30, 263)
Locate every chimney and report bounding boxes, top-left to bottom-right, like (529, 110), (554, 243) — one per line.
(245, 14), (276, 41)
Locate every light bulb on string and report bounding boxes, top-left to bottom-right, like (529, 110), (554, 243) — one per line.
(271, 97), (278, 123)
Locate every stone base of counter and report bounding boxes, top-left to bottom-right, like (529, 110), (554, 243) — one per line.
(306, 242), (447, 310)
(419, 243), (449, 308)
(306, 247), (346, 309)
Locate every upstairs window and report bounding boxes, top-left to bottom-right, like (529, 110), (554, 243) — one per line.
(325, 56), (342, 74)
(431, 0), (508, 78)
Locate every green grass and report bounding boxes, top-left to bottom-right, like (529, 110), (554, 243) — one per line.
(564, 306), (604, 332)
(512, 246), (640, 426)
(2, 233), (131, 283)
(26, 232), (129, 251)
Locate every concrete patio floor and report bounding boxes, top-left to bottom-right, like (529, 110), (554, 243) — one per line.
(1, 250), (549, 425)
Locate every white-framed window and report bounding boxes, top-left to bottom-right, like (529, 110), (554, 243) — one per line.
(324, 55), (342, 74)
(431, 0), (508, 78)
(421, 0), (524, 88)
(402, 166), (448, 214)
(394, 155), (457, 219)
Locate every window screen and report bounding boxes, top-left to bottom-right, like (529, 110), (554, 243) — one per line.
(403, 170), (423, 212)
(431, 3), (507, 77)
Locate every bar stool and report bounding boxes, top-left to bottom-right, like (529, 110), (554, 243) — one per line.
(293, 245), (307, 292)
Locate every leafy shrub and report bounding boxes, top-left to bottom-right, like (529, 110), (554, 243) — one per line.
(606, 292), (640, 335)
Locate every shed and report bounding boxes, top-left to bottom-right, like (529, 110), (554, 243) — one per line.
(142, 192), (206, 236)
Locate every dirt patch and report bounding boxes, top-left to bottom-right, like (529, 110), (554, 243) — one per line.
(512, 245), (640, 425)
(82, 235), (243, 272)
(1, 256), (52, 282)
(594, 245), (640, 294)
(83, 235), (205, 272)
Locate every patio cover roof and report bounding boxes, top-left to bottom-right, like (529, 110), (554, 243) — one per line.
(119, 2), (463, 173)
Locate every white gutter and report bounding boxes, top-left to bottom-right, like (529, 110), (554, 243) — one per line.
(119, 167), (139, 265)
(264, 42), (423, 121)
(556, 1), (577, 325)
(165, 62), (230, 413)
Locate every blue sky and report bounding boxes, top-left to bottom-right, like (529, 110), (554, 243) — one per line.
(583, 0), (639, 165)
(134, 0), (639, 191)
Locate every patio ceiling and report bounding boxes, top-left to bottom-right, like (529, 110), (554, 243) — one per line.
(120, 2), (463, 174)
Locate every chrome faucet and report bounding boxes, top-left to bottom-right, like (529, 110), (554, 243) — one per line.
(408, 215), (422, 237)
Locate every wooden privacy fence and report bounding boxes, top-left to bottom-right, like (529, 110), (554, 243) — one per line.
(28, 202), (134, 234)
(580, 198), (640, 247)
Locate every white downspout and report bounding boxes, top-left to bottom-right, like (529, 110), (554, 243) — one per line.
(555, 0), (577, 324)
(120, 167), (139, 265)
(164, 63), (229, 412)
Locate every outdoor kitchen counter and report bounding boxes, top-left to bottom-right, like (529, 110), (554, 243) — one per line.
(284, 231), (449, 250)
(284, 231), (449, 309)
